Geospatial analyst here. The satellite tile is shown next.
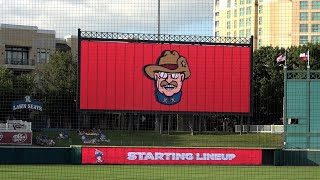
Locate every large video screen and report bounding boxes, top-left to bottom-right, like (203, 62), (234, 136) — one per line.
(79, 40), (251, 113)
(82, 147), (262, 165)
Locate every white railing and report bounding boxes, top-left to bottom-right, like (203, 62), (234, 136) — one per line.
(235, 125), (283, 134)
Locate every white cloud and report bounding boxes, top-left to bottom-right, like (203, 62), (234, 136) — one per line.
(0, 0), (213, 38)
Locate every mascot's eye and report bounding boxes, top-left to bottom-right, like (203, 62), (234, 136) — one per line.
(171, 73), (179, 79)
(159, 72), (168, 79)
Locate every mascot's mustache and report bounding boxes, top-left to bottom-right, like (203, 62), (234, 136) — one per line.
(160, 81), (178, 87)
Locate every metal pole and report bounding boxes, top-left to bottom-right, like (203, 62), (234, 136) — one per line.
(168, 115), (171, 135)
(283, 65), (287, 147)
(307, 66), (310, 148)
(158, 0), (160, 40)
(160, 115), (163, 135)
(198, 115), (202, 134)
(246, 116), (250, 134)
(240, 116), (243, 135)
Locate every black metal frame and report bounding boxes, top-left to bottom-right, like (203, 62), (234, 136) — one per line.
(80, 30), (251, 46)
(286, 70), (320, 80)
(77, 29), (253, 116)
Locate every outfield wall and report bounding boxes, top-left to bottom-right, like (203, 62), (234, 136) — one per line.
(0, 147), (75, 164)
(0, 147), (319, 166)
(275, 149), (320, 166)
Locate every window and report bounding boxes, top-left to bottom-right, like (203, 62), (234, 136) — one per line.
(258, 28), (262, 36)
(240, 30), (245, 37)
(240, 0), (244, 5)
(300, 24), (308, 32)
(312, 24), (320, 32)
(234, 31), (237, 37)
(259, 0), (263, 2)
(227, 21), (231, 29)
(246, 18), (251, 26)
(300, 1), (308, 10)
(227, 32), (231, 37)
(246, 29), (251, 37)
(246, 6), (251, 15)
(288, 118), (299, 124)
(215, 31), (219, 36)
(37, 48), (50, 63)
(5, 47), (29, 65)
(312, 12), (320, 20)
(240, 19), (244, 27)
(227, 0), (231, 8)
(300, 12), (308, 21)
(258, 39), (263, 47)
(259, 16), (263, 25)
(299, 35), (308, 44)
(215, 21), (219, 27)
(227, 10), (231, 18)
(234, 20), (237, 28)
(312, 36), (320, 43)
(246, 0), (251, 4)
(312, 1), (320, 9)
(215, 12), (219, 17)
(259, 5), (263, 14)
(240, 8), (245, 16)
(234, 9), (237, 17)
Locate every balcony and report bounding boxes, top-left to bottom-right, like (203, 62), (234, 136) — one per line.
(4, 58), (35, 70)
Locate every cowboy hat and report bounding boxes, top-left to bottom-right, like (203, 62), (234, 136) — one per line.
(144, 50), (191, 79)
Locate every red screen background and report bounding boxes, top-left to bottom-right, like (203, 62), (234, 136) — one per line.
(82, 147), (262, 165)
(80, 40), (251, 113)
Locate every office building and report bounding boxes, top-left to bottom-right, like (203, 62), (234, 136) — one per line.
(214, 0), (320, 49)
(0, 24), (77, 72)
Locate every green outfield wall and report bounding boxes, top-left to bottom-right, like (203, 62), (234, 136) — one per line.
(275, 149), (320, 166)
(284, 69), (320, 149)
(0, 147), (76, 164)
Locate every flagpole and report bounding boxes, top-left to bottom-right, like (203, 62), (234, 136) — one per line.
(284, 51), (287, 66)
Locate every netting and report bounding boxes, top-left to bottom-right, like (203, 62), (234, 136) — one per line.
(1, 0), (320, 179)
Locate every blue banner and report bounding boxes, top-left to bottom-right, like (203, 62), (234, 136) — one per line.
(12, 96), (43, 111)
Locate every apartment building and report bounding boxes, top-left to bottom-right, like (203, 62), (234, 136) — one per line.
(0, 24), (77, 72)
(214, 0), (320, 49)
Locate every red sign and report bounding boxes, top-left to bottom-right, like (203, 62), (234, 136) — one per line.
(82, 147), (261, 165)
(80, 41), (251, 113)
(0, 132), (32, 145)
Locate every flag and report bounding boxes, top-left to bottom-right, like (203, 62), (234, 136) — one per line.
(276, 52), (286, 64)
(299, 52), (308, 61)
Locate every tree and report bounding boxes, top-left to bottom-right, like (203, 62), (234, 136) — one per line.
(252, 44), (320, 125)
(0, 66), (14, 93)
(36, 51), (77, 128)
(285, 43), (320, 70)
(253, 46), (283, 124)
(0, 66), (35, 120)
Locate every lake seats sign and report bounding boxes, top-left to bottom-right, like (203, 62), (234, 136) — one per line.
(12, 96), (43, 111)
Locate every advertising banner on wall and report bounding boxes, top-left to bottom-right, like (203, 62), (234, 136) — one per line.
(0, 132), (32, 145)
(79, 40), (251, 113)
(82, 147), (262, 165)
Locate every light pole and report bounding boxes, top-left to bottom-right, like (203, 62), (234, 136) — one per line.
(158, 0), (160, 40)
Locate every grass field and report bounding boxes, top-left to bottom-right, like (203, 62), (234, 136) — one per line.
(0, 165), (319, 180)
(37, 131), (283, 148)
(4, 131), (288, 179)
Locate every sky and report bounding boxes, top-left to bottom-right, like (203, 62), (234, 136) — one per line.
(0, 0), (214, 38)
